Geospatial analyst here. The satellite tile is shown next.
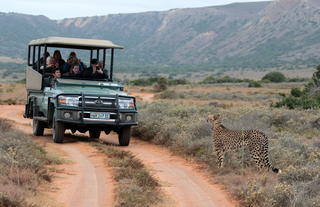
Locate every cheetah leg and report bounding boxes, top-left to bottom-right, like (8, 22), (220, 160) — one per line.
(250, 148), (264, 170)
(216, 149), (224, 168)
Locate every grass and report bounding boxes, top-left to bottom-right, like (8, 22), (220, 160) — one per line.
(0, 83), (26, 105)
(132, 100), (320, 207)
(91, 142), (162, 207)
(0, 119), (62, 207)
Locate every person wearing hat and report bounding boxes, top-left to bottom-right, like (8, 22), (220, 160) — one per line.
(83, 58), (107, 79)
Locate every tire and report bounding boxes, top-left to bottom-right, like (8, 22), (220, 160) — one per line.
(32, 118), (45, 136)
(89, 130), (101, 139)
(52, 118), (65, 143)
(118, 126), (131, 146)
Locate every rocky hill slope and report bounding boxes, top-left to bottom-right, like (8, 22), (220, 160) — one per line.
(0, 0), (320, 72)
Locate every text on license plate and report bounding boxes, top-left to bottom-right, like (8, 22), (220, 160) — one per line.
(90, 112), (110, 119)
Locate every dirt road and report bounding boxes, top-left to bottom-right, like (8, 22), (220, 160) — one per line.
(0, 105), (235, 207)
(102, 137), (235, 207)
(0, 105), (115, 207)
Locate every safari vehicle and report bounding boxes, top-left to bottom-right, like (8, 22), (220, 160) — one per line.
(24, 37), (137, 145)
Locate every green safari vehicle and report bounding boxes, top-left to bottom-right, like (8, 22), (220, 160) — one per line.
(24, 37), (138, 145)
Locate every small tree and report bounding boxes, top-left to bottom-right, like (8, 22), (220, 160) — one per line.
(290, 88), (303, 97)
(262, 72), (286, 83)
(153, 77), (168, 92)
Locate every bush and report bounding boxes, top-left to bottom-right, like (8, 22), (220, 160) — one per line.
(290, 88), (303, 97)
(273, 66), (320, 109)
(248, 81), (262, 88)
(262, 72), (286, 83)
(153, 77), (168, 92)
(273, 95), (320, 109)
(127, 77), (189, 86)
(155, 90), (185, 99)
(200, 75), (250, 84)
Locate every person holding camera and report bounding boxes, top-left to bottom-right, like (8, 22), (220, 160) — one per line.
(83, 58), (107, 79)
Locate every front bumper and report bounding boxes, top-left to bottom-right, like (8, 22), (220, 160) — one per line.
(55, 93), (138, 126)
(56, 108), (138, 126)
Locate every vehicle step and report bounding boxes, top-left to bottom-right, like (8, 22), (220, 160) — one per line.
(33, 116), (48, 122)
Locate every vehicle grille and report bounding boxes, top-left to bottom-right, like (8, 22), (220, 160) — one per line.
(79, 95), (117, 109)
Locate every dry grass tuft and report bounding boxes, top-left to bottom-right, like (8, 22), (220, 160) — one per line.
(92, 143), (162, 207)
(0, 119), (58, 207)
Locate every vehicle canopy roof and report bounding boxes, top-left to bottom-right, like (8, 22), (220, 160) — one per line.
(28, 36), (124, 50)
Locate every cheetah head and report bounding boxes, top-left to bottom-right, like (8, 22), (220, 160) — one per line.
(207, 114), (221, 125)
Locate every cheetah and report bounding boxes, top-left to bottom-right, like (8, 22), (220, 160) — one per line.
(207, 114), (280, 173)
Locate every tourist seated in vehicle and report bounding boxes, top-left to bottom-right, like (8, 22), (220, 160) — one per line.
(62, 64), (82, 78)
(83, 59), (107, 79)
(43, 56), (59, 74)
(33, 51), (50, 70)
(62, 52), (85, 74)
(50, 68), (61, 87)
(98, 60), (109, 79)
(53, 50), (65, 71)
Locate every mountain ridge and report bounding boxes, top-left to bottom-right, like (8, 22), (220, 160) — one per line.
(0, 0), (320, 73)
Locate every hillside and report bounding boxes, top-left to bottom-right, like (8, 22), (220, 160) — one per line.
(0, 0), (320, 73)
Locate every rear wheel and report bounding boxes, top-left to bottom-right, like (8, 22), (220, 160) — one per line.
(89, 130), (101, 139)
(118, 126), (131, 146)
(53, 118), (65, 143)
(32, 118), (45, 136)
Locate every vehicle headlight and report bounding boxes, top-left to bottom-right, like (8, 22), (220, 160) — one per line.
(58, 96), (80, 107)
(119, 98), (135, 109)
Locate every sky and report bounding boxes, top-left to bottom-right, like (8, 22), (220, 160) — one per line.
(1, 0), (271, 20)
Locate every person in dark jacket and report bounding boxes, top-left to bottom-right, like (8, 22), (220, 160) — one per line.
(53, 50), (65, 71)
(62, 52), (85, 74)
(63, 64), (82, 78)
(83, 59), (107, 79)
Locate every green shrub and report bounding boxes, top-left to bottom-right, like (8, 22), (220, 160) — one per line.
(290, 88), (303, 97)
(248, 81), (262, 88)
(273, 66), (320, 109)
(152, 77), (168, 92)
(262, 72), (286, 83)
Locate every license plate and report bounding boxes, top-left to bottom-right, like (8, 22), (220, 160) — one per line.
(90, 112), (110, 119)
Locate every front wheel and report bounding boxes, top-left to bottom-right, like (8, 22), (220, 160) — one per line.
(118, 126), (131, 146)
(53, 119), (65, 143)
(33, 118), (45, 136)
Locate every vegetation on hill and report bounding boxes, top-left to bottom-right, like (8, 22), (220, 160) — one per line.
(1, 0), (320, 71)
